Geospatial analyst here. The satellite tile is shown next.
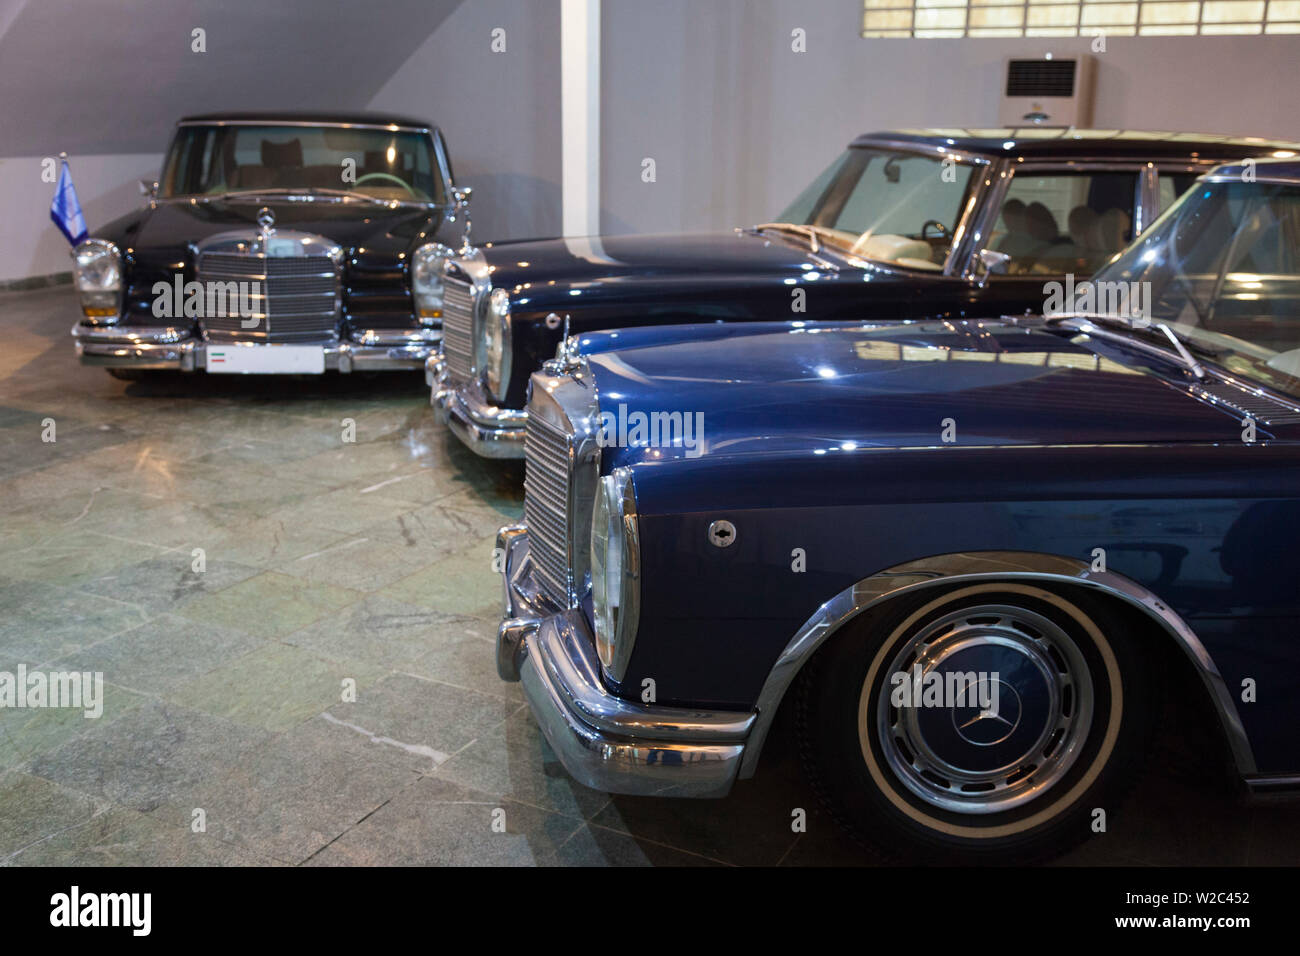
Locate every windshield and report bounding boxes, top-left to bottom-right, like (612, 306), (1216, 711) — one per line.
(160, 124), (443, 203)
(774, 147), (977, 270)
(1092, 176), (1300, 398)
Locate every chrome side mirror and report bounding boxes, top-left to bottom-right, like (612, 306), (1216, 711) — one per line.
(976, 248), (1011, 287)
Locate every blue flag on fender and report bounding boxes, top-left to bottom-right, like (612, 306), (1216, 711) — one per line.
(50, 157), (87, 246)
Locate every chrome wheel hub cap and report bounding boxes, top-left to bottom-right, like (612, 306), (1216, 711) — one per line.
(869, 603), (1094, 815)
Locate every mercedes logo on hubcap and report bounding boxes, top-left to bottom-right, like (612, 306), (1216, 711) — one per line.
(951, 678), (1022, 746)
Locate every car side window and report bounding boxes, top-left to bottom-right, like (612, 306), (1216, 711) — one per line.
(989, 170), (1140, 276)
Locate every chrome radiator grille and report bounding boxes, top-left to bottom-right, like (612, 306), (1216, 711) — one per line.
(196, 253), (339, 341)
(524, 411), (574, 606)
(441, 273), (476, 383)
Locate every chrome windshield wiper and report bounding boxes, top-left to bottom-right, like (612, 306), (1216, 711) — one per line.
(1047, 311), (1217, 379)
(750, 222), (822, 254)
(296, 187), (394, 204)
(1155, 323), (1206, 380)
(182, 187), (395, 205)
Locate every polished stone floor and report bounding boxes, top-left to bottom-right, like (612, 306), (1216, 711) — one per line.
(1, 286), (1296, 866)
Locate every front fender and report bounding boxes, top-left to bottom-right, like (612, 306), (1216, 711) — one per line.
(735, 550), (1252, 781)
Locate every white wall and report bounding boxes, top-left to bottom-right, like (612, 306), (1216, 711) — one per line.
(0, 154), (162, 283)
(368, 0), (563, 243)
(599, 0), (1300, 235)
(0, 0), (464, 283)
(6, 0), (1300, 279)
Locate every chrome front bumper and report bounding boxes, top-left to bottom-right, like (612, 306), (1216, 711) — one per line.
(495, 525), (754, 798)
(428, 357), (527, 458)
(73, 323), (438, 372)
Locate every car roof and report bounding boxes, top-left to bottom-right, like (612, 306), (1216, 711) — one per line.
(177, 111), (434, 131)
(853, 128), (1300, 161)
(1207, 157), (1300, 182)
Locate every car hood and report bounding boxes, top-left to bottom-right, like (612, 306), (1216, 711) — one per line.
(130, 198), (443, 259)
(483, 230), (843, 292)
(585, 321), (1246, 463)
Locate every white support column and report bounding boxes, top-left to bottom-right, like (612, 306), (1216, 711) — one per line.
(561, 0), (600, 238)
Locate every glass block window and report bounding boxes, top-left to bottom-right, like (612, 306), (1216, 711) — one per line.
(863, 0), (1300, 37)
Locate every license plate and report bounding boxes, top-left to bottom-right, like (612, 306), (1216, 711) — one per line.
(207, 345), (325, 374)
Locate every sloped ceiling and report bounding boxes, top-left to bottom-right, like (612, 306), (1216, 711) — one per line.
(0, 0), (464, 156)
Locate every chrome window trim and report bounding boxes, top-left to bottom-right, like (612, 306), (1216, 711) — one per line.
(738, 550), (1254, 781)
(176, 119), (432, 133)
(817, 139), (992, 277)
(955, 158), (1013, 279)
(1203, 172), (1300, 186)
(959, 159), (1151, 281)
(161, 124), (444, 206)
(851, 137), (996, 168)
(1136, 163), (1159, 236)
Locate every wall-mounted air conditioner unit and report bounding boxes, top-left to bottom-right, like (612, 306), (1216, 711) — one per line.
(998, 56), (1094, 128)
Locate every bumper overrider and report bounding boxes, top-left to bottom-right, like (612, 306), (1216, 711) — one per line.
(428, 356), (527, 458)
(495, 524), (754, 798)
(73, 324), (439, 372)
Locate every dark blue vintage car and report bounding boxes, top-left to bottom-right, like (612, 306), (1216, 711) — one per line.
(494, 159), (1300, 862)
(431, 128), (1300, 458)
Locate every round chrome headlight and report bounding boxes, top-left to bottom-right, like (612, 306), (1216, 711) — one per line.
(483, 286), (512, 401)
(411, 242), (450, 326)
(71, 239), (122, 320)
(591, 467), (640, 681)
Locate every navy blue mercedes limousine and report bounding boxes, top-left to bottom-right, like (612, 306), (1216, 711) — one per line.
(493, 158), (1300, 863)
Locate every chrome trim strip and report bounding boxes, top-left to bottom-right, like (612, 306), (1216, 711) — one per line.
(1136, 163), (1158, 236)
(940, 157), (999, 276)
(352, 328), (441, 348)
(177, 119), (432, 133)
(738, 551), (1255, 780)
(1203, 172), (1300, 186)
(73, 333), (433, 372)
(956, 157), (1013, 280)
(1245, 774), (1300, 794)
(854, 137), (994, 168)
(71, 323), (190, 345)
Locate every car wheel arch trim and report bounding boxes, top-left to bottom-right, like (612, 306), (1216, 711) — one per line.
(737, 549), (1253, 782)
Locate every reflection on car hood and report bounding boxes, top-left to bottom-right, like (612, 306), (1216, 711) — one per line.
(483, 231), (844, 292)
(585, 321), (1245, 463)
(134, 198), (440, 257)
